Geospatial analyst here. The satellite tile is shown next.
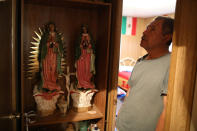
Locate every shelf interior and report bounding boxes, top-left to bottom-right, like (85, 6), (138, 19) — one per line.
(22, 0), (111, 129)
(29, 105), (103, 126)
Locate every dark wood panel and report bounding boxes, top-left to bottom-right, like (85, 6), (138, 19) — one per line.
(0, 1), (12, 115)
(0, 1), (15, 131)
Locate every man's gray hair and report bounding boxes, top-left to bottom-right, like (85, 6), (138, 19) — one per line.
(155, 16), (174, 46)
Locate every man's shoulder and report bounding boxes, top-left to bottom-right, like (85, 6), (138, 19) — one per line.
(137, 53), (171, 62)
(137, 54), (148, 62)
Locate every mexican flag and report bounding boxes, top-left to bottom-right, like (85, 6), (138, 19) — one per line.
(121, 16), (137, 36)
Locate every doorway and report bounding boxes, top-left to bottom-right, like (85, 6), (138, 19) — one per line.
(115, 0), (176, 130)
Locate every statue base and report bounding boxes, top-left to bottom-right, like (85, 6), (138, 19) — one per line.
(73, 106), (92, 113)
(33, 86), (63, 117)
(34, 94), (60, 117)
(70, 88), (97, 113)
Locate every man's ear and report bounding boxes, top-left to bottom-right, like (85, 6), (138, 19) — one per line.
(164, 34), (172, 42)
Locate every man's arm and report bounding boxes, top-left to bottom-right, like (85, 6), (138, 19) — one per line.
(156, 95), (167, 131)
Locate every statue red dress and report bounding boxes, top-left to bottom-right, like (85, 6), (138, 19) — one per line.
(33, 22), (64, 116)
(71, 25), (97, 112)
(75, 25), (96, 89)
(41, 24), (62, 91)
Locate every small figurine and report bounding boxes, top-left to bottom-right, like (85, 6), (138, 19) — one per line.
(65, 123), (75, 131)
(57, 95), (67, 115)
(90, 123), (100, 131)
(79, 121), (89, 131)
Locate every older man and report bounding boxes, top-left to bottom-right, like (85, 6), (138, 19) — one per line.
(116, 16), (174, 131)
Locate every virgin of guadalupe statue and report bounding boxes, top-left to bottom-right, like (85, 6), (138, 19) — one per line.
(71, 25), (97, 112)
(75, 25), (96, 89)
(34, 22), (64, 100)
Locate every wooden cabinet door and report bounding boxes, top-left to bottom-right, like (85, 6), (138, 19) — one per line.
(0, 0), (20, 130)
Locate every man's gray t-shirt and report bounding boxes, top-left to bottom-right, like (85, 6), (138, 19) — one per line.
(116, 53), (170, 131)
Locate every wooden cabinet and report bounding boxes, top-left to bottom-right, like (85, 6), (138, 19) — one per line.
(20, 0), (122, 130)
(0, 0), (19, 130)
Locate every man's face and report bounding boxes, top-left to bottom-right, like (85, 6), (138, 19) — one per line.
(140, 19), (166, 51)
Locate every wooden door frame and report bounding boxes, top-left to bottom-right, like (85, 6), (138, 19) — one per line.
(12, 0), (18, 130)
(164, 0), (197, 130)
(106, 0), (122, 131)
(107, 0), (197, 131)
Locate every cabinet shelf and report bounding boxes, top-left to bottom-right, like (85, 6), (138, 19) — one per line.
(29, 105), (103, 126)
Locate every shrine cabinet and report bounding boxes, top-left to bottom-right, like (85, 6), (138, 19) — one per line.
(0, 0), (122, 131)
(19, 0), (121, 131)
